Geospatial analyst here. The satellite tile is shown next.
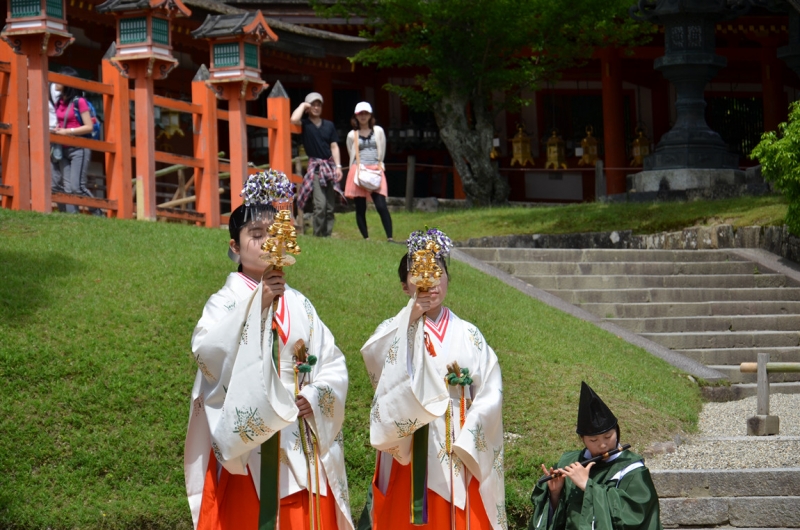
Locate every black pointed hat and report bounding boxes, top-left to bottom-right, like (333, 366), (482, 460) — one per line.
(576, 381), (617, 436)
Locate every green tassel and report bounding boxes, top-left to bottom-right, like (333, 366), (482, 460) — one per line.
(308, 355), (318, 366)
(298, 365), (312, 373)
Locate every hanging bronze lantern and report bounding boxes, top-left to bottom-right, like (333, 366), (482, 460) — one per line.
(490, 137), (500, 160)
(509, 125), (535, 167)
(545, 130), (567, 169)
(578, 125), (599, 167)
(630, 127), (651, 167)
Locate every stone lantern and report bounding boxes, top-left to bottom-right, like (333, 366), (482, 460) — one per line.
(2, 0), (73, 212)
(97, 0), (191, 221)
(193, 11), (276, 210)
(629, 0), (749, 193)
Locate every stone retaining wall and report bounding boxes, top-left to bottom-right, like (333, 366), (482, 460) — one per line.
(457, 225), (800, 264)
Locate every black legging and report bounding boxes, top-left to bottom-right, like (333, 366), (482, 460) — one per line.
(354, 193), (393, 239)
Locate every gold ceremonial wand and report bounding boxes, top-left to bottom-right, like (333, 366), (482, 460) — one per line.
(260, 206), (321, 530)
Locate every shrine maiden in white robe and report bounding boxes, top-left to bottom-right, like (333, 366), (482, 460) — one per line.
(362, 296), (507, 530)
(184, 272), (353, 530)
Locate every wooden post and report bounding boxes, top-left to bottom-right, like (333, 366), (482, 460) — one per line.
(761, 48), (787, 134)
(600, 48), (627, 196)
(131, 65), (157, 220)
(102, 46), (133, 219)
(757, 352), (770, 416)
(192, 66), (220, 226)
(595, 160), (606, 201)
(405, 154), (416, 212)
(22, 40), (52, 213)
(226, 88), (248, 212)
(746, 352), (780, 436)
(0, 41), (30, 210)
(267, 81), (293, 178)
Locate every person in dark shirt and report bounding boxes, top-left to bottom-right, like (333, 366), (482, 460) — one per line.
(291, 92), (343, 237)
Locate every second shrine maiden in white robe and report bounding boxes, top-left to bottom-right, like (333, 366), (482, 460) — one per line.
(184, 272), (353, 530)
(362, 296), (507, 530)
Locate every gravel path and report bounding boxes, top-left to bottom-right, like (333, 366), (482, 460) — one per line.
(647, 393), (800, 470)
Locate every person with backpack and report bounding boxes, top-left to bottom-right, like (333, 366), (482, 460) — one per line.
(52, 66), (98, 214)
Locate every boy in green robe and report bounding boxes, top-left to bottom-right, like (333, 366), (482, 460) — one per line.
(528, 382), (663, 530)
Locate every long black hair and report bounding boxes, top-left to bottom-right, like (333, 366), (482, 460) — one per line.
(57, 66), (83, 104)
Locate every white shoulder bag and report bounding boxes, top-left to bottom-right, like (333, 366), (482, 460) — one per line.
(353, 131), (382, 191)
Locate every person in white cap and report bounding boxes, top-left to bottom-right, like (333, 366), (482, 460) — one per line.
(344, 101), (394, 242)
(291, 92), (344, 237)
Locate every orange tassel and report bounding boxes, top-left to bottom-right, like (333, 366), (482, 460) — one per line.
(424, 332), (437, 357)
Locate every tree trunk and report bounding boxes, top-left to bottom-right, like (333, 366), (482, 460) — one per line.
(432, 91), (509, 205)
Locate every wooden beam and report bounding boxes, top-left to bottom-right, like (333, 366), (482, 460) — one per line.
(52, 192), (118, 210)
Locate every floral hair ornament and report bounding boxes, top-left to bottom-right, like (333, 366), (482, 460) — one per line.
(406, 227), (452, 291)
(239, 171), (280, 224)
(257, 169), (300, 269)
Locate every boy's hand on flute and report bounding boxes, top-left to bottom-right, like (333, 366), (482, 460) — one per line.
(542, 464), (565, 506)
(561, 461), (595, 491)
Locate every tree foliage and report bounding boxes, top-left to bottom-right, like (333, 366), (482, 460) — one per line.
(316, 0), (652, 204)
(751, 100), (800, 235)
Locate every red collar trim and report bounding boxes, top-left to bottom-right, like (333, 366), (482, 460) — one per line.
(237, 272), (259, 291)
(425, 307), (450, 343)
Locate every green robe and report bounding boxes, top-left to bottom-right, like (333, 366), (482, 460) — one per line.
(528, 449), (662, 530)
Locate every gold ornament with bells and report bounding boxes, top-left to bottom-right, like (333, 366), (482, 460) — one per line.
(260, 208), (301, 270)
(409, 241), (444, 292)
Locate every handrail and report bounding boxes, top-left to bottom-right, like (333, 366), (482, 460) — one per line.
(48, 72), (114, 96)
(153, 95), (202, 115)
(49, 133), (115, 153)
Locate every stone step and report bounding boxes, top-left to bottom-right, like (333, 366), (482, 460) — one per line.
(652, 468), (800, 498)
(659, 496), (800, 528)
(579, 301), (800, 319)
(492, 260), (759, 277)
(678, 347), (800, 365)
(459, 247), (749, 263)
(518, 274), (787, 290)
(610, 315), (800, 334)
(708, 365), (800, 383)
(549, 287), (800, 304)
(640, 331), (800, 350)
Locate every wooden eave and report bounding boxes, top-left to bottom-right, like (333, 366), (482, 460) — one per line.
(242, 10), (277, 42)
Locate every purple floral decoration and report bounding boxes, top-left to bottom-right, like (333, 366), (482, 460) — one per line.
(407, 228), (453, 259)
(241, 169), (295, 206)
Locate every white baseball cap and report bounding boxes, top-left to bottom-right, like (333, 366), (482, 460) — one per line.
(305, 92), (324, 104)
(354, 101), (373, 114)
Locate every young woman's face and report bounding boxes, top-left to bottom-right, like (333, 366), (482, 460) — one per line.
(356, 111), (371, 127)
(230, 220), (270, 276)
(581, 429), (618, 458)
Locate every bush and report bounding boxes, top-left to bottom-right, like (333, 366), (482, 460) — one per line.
(751, 100), (800, 235)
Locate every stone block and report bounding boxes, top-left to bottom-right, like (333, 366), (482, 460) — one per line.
(682, 228), (698, 249)
(659, 498), (729, 526)
(695, 226), (715, 249)
(414, 197), (438, 212)
(716, 224), (735, 248)
(735, 226), (762, 249)
(652, 469), (800, 498)
(747, 415), (780, 436)
(630, 169), (745, 193)
(729, 496), (800, 528)
(665, 231), (684, 249)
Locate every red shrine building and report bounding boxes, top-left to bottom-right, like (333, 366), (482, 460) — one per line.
(0, 0), (797, 215)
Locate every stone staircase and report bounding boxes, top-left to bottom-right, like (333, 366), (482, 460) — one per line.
(653, 467), (800, 529)
(458, 247), (800, 394)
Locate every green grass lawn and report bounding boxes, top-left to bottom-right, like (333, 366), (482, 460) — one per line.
(0, 206), (710, 529)
(332, 194), (788, 242)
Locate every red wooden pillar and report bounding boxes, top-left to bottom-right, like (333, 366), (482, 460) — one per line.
(128, 63), (157, 220)
(192, 66), (220, 226)
(0, 41), (30, 210)
(102, 47), (133, 219)
(224, 85), (248, 212)
(21, 40), (52, 212)
(761, 48), (786, 133)
(600, 48), (627, 195)
(267, 81), (293, 180)
(313, 72), (334, 121)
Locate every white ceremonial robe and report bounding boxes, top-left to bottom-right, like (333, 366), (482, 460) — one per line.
(184, 272), (353, 530)
(362, 297), (507, 530)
